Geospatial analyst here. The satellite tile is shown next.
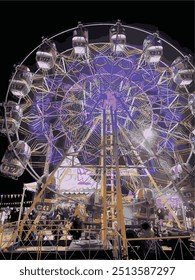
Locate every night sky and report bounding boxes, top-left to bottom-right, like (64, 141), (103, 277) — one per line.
(0, 0), (194, 197)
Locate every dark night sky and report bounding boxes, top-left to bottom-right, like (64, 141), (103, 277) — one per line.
(0, 1), (194, 196)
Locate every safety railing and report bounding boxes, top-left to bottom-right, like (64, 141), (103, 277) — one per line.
(0, 221), (194, 260)
(0, 220), (113, 260)
(126, 235), (194, 260)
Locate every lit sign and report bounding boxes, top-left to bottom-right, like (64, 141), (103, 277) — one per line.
(35, 202), (53, 213)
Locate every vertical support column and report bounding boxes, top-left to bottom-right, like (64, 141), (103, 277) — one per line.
(18, 185), (26, 226)
(111, 109), (128, 259)
(100, 107), (128, 258)
(101, 109), (108, 248)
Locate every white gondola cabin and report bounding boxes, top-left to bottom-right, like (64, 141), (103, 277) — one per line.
(72, 24), (88, 55)
(36, 41), (57, 70)
(0, 101), (22, 135)
(0, 140), (31, 178)
(143, 34), (163, 63)
(10, 65), (33, 98)
(110, 20), (126, 53)
(171, 57), (194, 86)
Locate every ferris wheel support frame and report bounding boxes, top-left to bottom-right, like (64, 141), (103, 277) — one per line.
(120, 127), (185, 229)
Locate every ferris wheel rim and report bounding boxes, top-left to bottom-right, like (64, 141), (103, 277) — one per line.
(1, 22), (194, 200)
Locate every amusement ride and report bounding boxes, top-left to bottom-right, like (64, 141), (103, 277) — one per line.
(0, 21), (194, 260)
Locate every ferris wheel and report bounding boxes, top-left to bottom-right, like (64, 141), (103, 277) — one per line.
(0, 21), (194, 226)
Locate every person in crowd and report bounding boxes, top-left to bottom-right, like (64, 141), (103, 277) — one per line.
(51, 213), (63, 241)
(140, 222), (155, 238)
(70, 215), (82, 240)
(0, 210), (6, 225)
(10, 207), (19, 223)
(138, 222), (157, 259)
